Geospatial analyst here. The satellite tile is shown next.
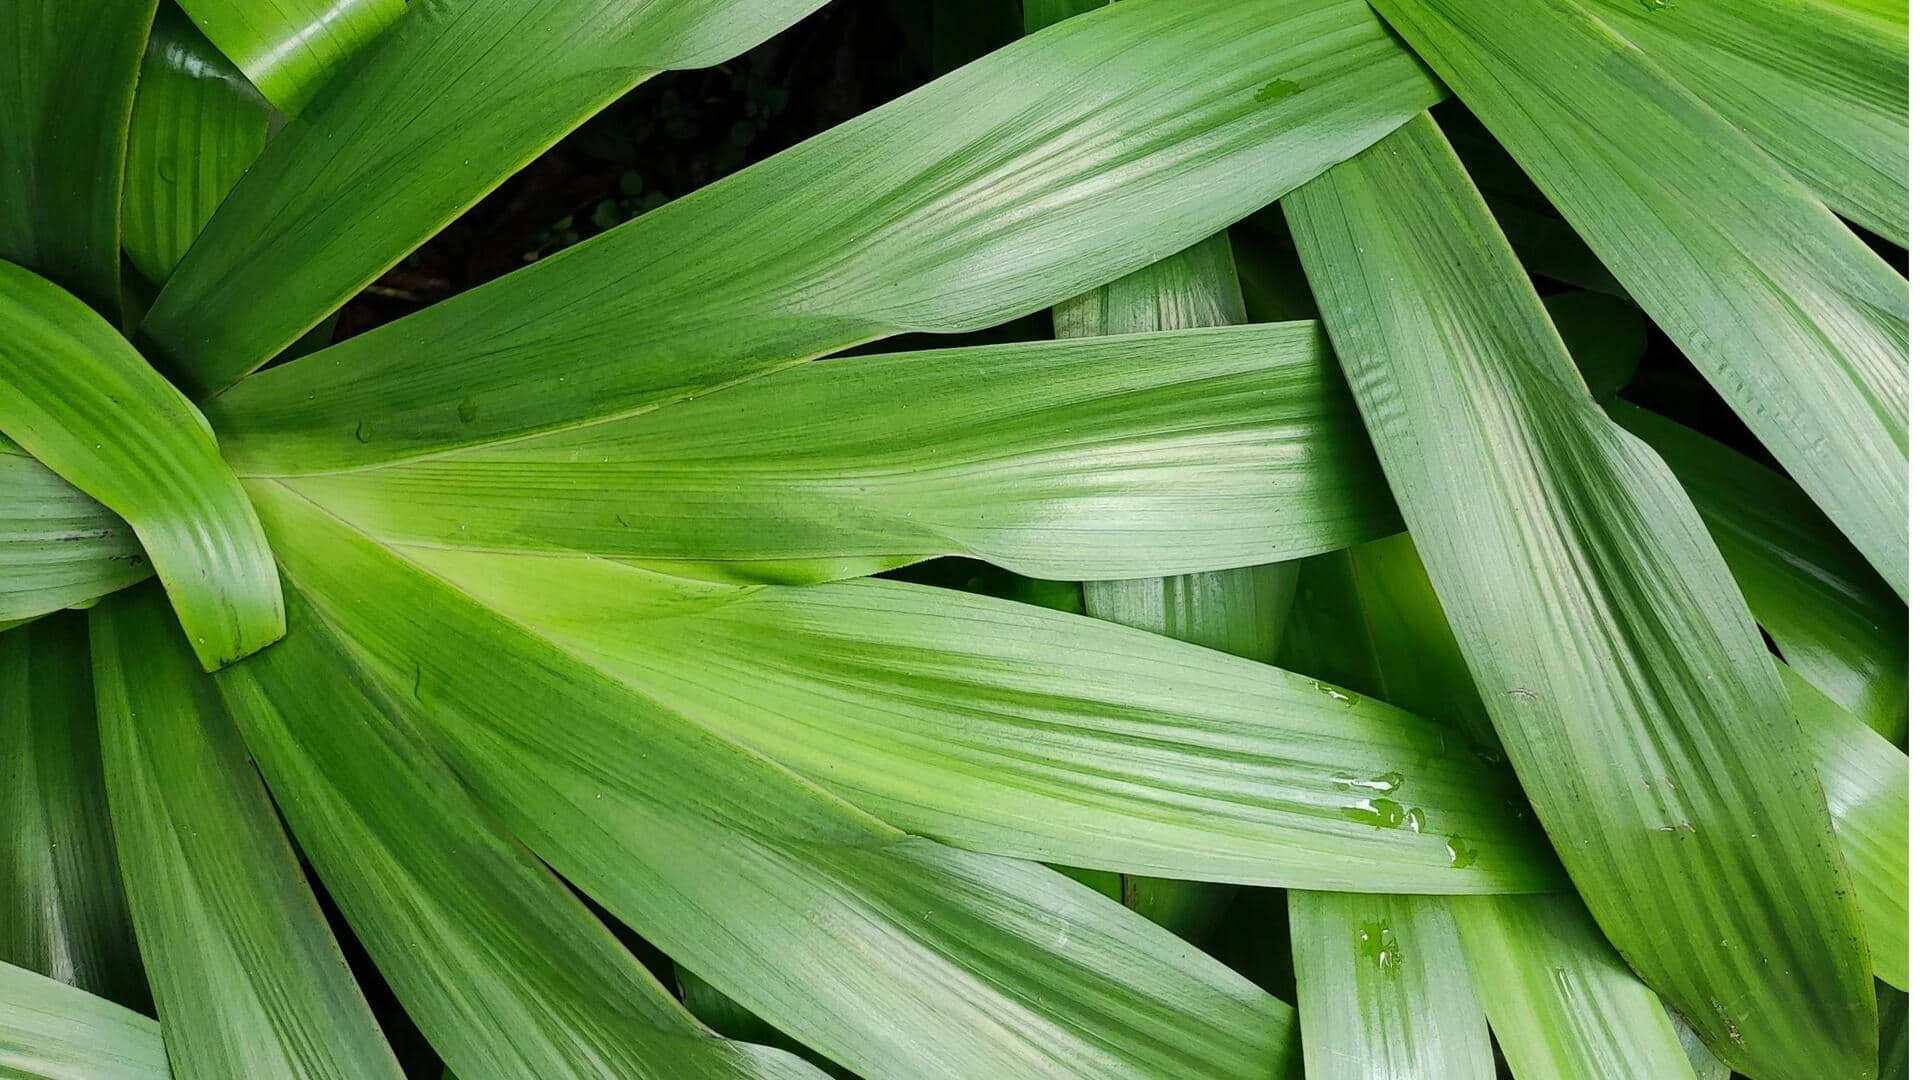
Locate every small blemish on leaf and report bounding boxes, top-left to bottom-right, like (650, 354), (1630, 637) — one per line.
(1254, 77), (1302, 104)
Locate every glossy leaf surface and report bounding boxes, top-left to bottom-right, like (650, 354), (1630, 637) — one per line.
(1284, 114), (1874, 1077)
(205, 0), (1442, 443)
(0, 262), (280, 669)
(1370, 0), (1908, 598)
(174, 0), (402, 114)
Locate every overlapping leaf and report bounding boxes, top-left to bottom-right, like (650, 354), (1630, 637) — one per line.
(1580, 0), (1907, 243)
(174, 0), (402, 115)
(1612, 402), (1908, 744)
(123, 4), (270, 288)
(1284, 114), (1874, 1076)
(143, 0), (838, 391)
(0, 263), (280, 669)
(0, 439), (148, 625)
(215, 587), (828, 1079)
(248, 480), (1303, 1080)
(0, 614), (146, 1011)
(204, 0), (1443, 448)
(241, 325), (1398, 584)
(1368, 0), (1908, 598)
(385, 546), (1557, 893)
(0, 0), (154, 314)
(0, 960), (166, 1079)
(92, 587), (402, 1077)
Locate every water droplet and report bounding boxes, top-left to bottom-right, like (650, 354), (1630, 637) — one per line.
(354, 421), (372, 443)
(1446, 834), (1479, 869)
(457, 397), (479, 423)
(1357, 920), (1401, 972)
(1312, 680), (1356, 707)
(1405, 806), (1426, 834)
(1341, 797), (1405, 829)
(1336, 770), (1403, 793)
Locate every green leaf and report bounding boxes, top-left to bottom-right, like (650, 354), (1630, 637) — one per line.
(0, 613), (146, 1011)
(1369, 0), (1908, 598)
(1781, 664), (1909, 989)
(0, 262), (281, 669)
(1283, 114), (1874, 1076)
(1879, 986), (1908, 1080)
(237, 324), (1398, 584)
(122, 3), (269, 287)
(174, 0), (402, 115)
(1579, 0), (1907, 243)
(142, 0), (836, 393)
(1285, 537), (1744, 1079)
(0, 440), (149, 624)
(91, 586), (402, 1078)
(1290, 892), (1494, 1079)
(1610, 402), (1908, 744)
(0, 959), (167, 1079)
(366, 545), (1559, 894)
(214, 586), (828, 1079)
(247, 480), (1304, 1079)
(204, 0), (1442, 444)
(0, 0), (154, 314)
(1454, 896), (1703, 1079)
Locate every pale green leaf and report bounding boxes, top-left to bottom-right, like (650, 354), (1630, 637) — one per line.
(174, 0), (402, 115)
(248, 480), (1303, 1080)
(1454, 896), (1701, 1079)
(0, 959), (167, 1080)
(0, 262), (280, 669)
(1369, 0), (1908, 597)
(1291, 893), (1494, 1079)
(1283, 113), (1874, 1076)
(91, 587), (402, 1078)
(378, 546), (1559, 894)
(243, 325), (1398, 583)
(204, 0), (1442, 451)
(1579, 0), (1906, 243)
(214, 586), (828, 1079)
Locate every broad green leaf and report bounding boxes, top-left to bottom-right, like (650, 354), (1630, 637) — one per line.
(214, 586), (827, 1079)
(1277, 537), (1495, 1080)
(123, 4), (269, 287)
(239, 325), (1398, 584)
(1285, 536), (1744, 1079)
(1370, 0), (1909, 598)
(91, 587), (402, 1079)
(205, 0), (1442, 449)
(1580, 0), (1907, 243)
(1782, 664), (1909, 989)
(1023, 0), (1104, 32)
(0, 262), (280, 669)
(174, 0), (401, 115)
(0, 959), (167, 1079)
(1610, 402), (1908, 744)
(1290, 893), (1494, 1079)
(384, 545), (1558, 894)
(248, 481), (1303, 1080)
(0, 614), (146, 1010)
(143, 0), (836, 393)
(1283, 114), (1874, 1076)
(1454, 896), (1701, 1079)
(0, 0), (154, 314)
(1054, 238), (1307, 656)
(1054, 233), (1295, 937)
(0, 440), (149, 624)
